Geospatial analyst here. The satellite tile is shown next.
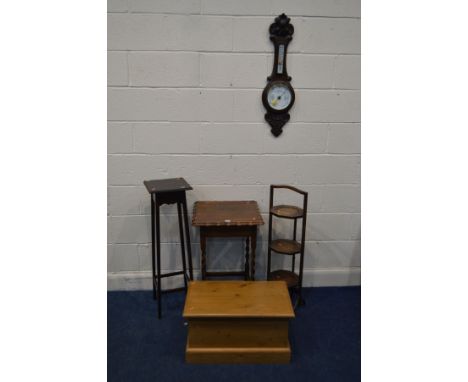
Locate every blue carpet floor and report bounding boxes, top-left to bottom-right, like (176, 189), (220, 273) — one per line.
(108, 287), (360, 382)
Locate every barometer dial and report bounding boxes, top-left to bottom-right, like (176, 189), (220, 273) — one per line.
(267, 83), (292, 111)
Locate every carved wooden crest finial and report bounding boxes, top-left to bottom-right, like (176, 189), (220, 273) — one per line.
(269, 13), (294, 38)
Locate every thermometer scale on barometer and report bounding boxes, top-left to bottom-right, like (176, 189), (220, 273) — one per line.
(262, 14), (295, 137)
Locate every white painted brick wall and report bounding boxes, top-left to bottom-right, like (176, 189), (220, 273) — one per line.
(107, 52), (128, 86)
(200, 54), (268, 88)
(130, 0), (201, 14)
(334, 55), (361, 89)
(107, 123), (133, 153)
(107, 0), (361, 289)
(328, 123), (361, 153)
(108, 0), (127, 13)
(300, 18), (360, 54)
(129, 52), (200, 87)
(202, 0), (272, 16)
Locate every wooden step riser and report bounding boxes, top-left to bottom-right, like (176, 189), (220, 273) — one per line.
(186, 346), (291, 364)
(188, 318), (290, 348)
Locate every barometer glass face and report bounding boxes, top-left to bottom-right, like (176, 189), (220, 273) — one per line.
(278, 44), (285, 73)
(267, 84), (292, 111)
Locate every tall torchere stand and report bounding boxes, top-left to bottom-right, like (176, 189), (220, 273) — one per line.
(143, 177), (194, 319)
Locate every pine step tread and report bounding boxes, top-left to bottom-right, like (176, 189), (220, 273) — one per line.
(183, 281), (294, 318)
(270, 205), (303, 219)
(270, 239), (301, 255)
(268, 270), (299, 288)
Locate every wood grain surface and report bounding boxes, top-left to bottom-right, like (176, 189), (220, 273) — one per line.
(270, 204), (304, 219)
(183, 281), (294, 318)
(187, 319), (289, 348)
(192, 201), (264, 227)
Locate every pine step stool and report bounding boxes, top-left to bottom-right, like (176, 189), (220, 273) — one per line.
(183, 281), (295, 364)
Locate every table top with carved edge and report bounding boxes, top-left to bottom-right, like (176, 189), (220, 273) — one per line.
(192, 200), (264, 227)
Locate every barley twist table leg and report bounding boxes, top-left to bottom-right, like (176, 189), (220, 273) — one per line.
(201, 232), (207, 280)
(244, 236), (250, 281)
(251, 228), (257, 281)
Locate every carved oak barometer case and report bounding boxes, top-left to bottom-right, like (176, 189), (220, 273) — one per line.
(262, 14), (295, 137)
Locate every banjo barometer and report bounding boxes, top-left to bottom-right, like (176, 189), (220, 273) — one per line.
(262, 13), (295, 137)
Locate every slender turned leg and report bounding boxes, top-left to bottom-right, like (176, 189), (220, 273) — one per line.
(267, 213), (273, 279)
(177, 202), (188, 290)
(151, 195), (156, 300)
(155, 201), (162, 319)
(182, 194), (193, 280)
(200, 231), (207, 280)
(267, 185), (274, 280)
(244, 236), (250, 281)
(292, 219), (297, 272)
(297, 255), (306, 308)
(298, 195), (308, 308)
(251, 228), (257, 281)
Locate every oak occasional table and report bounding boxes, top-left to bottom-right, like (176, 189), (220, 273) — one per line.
(192, 201), (264, 280)
(183, 281), (295, 364)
